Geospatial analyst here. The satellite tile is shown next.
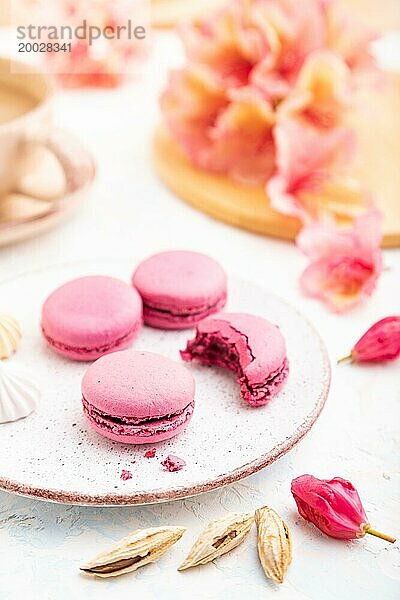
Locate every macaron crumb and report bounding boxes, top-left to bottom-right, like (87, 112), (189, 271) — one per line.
(120, 469), (133, 481)
(144, 448), (156, 458)
(161, 455), (186, 472)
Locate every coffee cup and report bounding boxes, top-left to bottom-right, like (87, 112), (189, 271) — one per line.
(0, 57), (94, 200)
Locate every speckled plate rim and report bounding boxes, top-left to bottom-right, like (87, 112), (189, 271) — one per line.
(0, 259), (331, 506)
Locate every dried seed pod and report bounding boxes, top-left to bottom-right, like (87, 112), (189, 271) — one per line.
(80, 526), (185, 578)
(255, 505), (292, 584)
(178, 512), (254, 571)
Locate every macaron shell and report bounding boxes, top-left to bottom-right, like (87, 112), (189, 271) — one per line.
(132, 250), (227, 309)
(193, 312), (287, 384)
(41, 276), (143, 359)
(43, 322), (142, 362)
(82, 350), (195, 419)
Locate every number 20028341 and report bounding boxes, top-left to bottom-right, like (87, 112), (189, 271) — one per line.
(18, 42), (72, 53)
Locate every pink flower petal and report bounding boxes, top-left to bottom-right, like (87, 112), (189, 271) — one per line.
(268, 120), (355, 220)
(278, 50), (352, 129)
(267, 173), (302, 218)
(297, 208), (383, 312)
(275, 120), (353, 184)
(250, 0), (327, 100)
(353, 207), (383, 253)
(297, 219), (357, 260)
(162, 67), (276, 185)
(210, 87), (276, 184)
(299, 257), (377, 312)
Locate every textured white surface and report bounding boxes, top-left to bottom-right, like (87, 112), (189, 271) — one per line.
(0, 262), (328, 502)
(0, 29), (399, 600)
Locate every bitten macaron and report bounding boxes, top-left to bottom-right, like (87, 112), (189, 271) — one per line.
(82, 350), (195, 444)
(41, 276), (143, 361)
(132, 250), (227, 329)
(181, 312), (289, 407)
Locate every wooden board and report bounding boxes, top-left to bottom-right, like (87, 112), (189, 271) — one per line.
(150, 0), (400, 30)
(337, 0), (400, 33)
(153, 74), (400, 248)
(151, 0), (226, 28)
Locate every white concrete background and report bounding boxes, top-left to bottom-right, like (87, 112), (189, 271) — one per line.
(0, 30), (399, 600)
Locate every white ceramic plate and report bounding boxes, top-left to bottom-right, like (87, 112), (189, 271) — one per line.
(0, 260), (330, 505)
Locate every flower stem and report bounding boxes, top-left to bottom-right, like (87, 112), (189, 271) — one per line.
(365, 527), (396, 543)
(337, 354), (353, 365)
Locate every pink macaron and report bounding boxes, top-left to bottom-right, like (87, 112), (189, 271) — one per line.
(82, 350), (195, 444)
(181, 312), (289, 407)
(41, 276), (143, 361)
(132, 250), (227, 329)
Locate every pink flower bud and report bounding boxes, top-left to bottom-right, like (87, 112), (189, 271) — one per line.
(338, 316), (400, 364)
(291, 475), (396, 543)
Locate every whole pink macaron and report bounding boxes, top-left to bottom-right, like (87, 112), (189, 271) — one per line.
(82, 350), (195, 444)
(41, 276), (143, 361)
(181, 312), (289, 407)
(132, 250), (227, 329)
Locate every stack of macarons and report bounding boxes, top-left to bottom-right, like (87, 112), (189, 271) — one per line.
(131, 250), (227, 329)
(41, 250), (289, 446)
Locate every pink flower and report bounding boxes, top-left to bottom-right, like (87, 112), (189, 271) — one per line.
(291, 475), (368, 540)
(277, 50), (352, 130)
(161, 0), (323, 185)
(291, 474), (395, 542)
(181, 1), (270, 88)
(161, 69), (276, 185)
(267, 119), (358, 221)
(338, 317), (400, 364)
(39, 0), (148, 88)
(296, 208), (383, 312)
(161, 0), (379, 186)
(250, 0), (327, 100)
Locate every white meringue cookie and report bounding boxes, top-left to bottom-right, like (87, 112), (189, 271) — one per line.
(0, 314), (22, 360)
(0, 362), (40, 423)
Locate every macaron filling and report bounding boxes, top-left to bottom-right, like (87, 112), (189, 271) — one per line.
(181, 331), (289, 407)
(142, 294), (227, 324)
(42, 322), (141, 357)
(82, 396), (195, 438)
